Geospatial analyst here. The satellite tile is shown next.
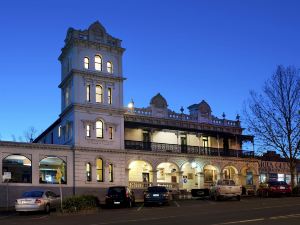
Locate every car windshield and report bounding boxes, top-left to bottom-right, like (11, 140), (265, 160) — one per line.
(147, 187), (168, 193)
(22, 191), (44, 198)
(108, 187), (125, 195)
(217, 180), (235, 186)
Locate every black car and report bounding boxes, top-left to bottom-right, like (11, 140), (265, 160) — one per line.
(144, 186), (170, 206)
(105, 186), (135, 208)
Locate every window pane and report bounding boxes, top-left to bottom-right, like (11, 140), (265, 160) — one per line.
(96, 85), (103, 103)
(96, 158), (103, 182)
(84, 57), (89, 69)
(107, 62), (113, 73)
(39, 157), (67, 184)
(95, 55), (102, 71)
(108, 88), (112, 104)
(86, 85), (90, 102)
(109, 164), (113, 182)
(2, 155), (32, 183)
(86, 163), (91, 182)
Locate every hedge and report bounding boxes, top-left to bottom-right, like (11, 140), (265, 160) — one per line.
(62, 195), (100, 213)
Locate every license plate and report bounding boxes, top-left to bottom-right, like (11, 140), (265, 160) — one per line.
(114, 202), (120, 204)
(280, 186), (285, 189)
(153, 194), (159, 197)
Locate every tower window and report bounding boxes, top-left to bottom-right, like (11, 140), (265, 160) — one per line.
(96, 158), (104, 182)
(107, 62), (113, 74)
(84, 57), (89, 69)
(96, 121), (103, 139)
(96, 85), (103, 103)
(109, 127), (113, 140)
(86, 124), (91, 137)
(108, 88), (112, 105)
(95, 55), (102, 71)
(86, 85), (91, 102)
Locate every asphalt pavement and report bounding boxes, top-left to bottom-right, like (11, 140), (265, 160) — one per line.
(1, 197), (300, 225)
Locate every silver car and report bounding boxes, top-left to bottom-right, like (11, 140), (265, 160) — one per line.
(15, 190), (60, 213)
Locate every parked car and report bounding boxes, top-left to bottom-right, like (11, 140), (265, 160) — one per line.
(15, 190), (60, 213)
(105, 186), (135, 208)
(144, 186), (170, 206)
(209, 179), (242, 201)
(257, 181), (292, 197)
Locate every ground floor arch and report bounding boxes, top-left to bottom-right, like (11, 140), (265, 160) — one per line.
(222, 165), (239, 184)
(156, 162), (180, 189)
(128, 160), (153, 188)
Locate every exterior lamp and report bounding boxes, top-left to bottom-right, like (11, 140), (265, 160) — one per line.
(191, 162), (197, 169)
(128, 98), (134, 112)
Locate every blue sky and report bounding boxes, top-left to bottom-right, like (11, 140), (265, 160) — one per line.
(0, 0), (300, 141)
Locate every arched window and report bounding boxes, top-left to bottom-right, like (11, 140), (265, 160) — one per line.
(86, 162), (92, 182)
(39, 157), (67, 184)
(96, 120), (103, 138)
(95, 85), (103, 103)
(107, 62), (113, 74)
(84, 57), (89, 69)
(2, 155), (32, 183)
(96, 158), (103, 182)
(95, 55), (102, 71)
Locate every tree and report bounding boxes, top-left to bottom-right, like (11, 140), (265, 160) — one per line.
(244, 65), (300, 187)
(24, 126), (38, 143)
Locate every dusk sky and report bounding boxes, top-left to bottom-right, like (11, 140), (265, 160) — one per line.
(0, 0), (300, 141)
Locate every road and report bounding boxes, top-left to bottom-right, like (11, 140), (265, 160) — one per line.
(1, 197), (300, 225)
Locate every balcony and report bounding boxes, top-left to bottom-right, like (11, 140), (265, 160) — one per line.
(125, 140), (254, 158)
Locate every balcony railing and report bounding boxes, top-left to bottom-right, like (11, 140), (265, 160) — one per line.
(125, 140), (254, 158)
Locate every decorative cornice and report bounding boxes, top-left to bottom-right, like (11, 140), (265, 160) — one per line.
(58, 38), (126, 61)
(58, 69), (126, 88)
(0, 141), (72, 151)
(124, 114), (244, 136)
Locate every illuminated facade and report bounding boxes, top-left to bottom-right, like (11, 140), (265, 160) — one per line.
(0, 21), (261, 206)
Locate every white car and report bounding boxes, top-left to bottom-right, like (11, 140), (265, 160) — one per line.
(15, 190), (60, 213)
(210, 179), (242, 201)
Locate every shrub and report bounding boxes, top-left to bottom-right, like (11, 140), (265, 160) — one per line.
(292, 186), (300, 195)
(62, 195), (100, 213)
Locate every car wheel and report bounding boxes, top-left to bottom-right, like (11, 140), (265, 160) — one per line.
(45, 204), (50, 214)
(236, 195), (241, 201)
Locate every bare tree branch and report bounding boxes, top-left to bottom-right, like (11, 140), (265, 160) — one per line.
(244, 65), (300, 187)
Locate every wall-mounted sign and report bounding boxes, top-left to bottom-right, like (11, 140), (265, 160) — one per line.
(259, 161), (290, 174)
(3, 172), (11, 180)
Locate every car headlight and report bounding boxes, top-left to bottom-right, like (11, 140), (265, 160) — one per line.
(145, 193), (150, 198)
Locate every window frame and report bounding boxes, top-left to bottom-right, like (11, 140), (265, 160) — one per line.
(96, 120), (104, 139)
(95, 85), (103, 103)
(107, 61), (113, 74)
(86, 162), (92, 182)
(96, 158), (104, 182)
(94, 55), (102, 71)
(108, 88), (112, 105)
(84, 57), (89, 69)
(109, 163), (113, 182)
(86, 85), (91, 102)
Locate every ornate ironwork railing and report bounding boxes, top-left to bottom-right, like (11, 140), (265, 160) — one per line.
(126, 107), (240, 127)
(125, 140), (254, 158)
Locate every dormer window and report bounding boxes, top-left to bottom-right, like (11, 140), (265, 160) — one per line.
(84, 57), (89, 69)
(95, 55), (102, 71)
(107, 61), (113, 74)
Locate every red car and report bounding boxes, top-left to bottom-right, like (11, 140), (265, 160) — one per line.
(257, 181), (292, 197)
